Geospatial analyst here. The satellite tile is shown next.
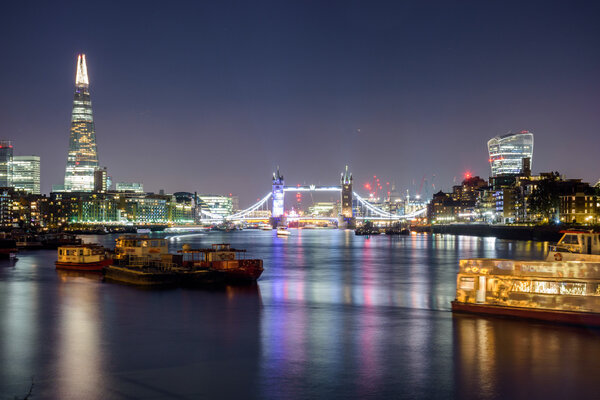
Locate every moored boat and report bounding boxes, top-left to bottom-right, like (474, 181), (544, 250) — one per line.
(55, 244), (112, 271)
(104, 235), (178, 286)
(451, 230), (600, 327)
(0, 238), (18, 259)
(15, 234), (43, 249)
(180, 243), (263, 282)
(276, 227), (291, 237)
(41, 233), (82, 249)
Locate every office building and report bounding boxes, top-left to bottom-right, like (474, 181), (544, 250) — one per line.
(487, 131), (534, 177)
(64, 54), (99, 191)
(0, 141), (13, 187)
(197, 195), (233, 218)
(11, 156), (41, 194)
(94, 167), (108, 193)
(115, 182), (144, 193)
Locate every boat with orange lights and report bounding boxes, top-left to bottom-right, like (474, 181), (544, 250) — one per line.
(55, 244), (112, 271)
(179, 243), (263, 282)
(452, 230), (600, 327)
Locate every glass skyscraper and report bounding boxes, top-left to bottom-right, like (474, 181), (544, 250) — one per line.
(64, 54), (99, 192)
(0, 141), (13, 187)
(12, 156), (41, 194)
(487, 131), (534, 177)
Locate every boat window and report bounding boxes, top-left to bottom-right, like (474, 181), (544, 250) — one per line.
(560, 282), (587, 296)
(80, 250), (84, 256)
(59, 249), (63, 255)
(560, 235), (579, 245)
(532, 281), (559, 294)
(512, 280), (531, 293)
(459, 277), (475, 290)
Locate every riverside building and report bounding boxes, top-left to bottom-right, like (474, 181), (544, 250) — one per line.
(0, 141), (13, 187)
(487, 131), (534, 177)
(11, 156), (40, 194)
(63, 54), (99, 192)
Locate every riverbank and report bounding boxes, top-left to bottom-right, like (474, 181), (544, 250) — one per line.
(411, 224), (564, 242)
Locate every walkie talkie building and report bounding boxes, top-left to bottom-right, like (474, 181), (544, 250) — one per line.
(487, 131), (534, 177)
(64, 54), (99, 192)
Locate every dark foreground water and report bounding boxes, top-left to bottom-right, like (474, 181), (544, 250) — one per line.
(1, 230), (599, 399)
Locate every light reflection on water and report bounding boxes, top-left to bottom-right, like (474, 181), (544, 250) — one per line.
(0, 230), (598, 398)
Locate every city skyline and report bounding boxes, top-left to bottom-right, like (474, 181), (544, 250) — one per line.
(1, 1), (599, 205)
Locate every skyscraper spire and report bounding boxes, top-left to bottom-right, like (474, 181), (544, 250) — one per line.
(75, 54), (89, 86)
(64, 53), (99, 192)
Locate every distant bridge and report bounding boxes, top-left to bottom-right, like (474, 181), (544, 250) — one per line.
(193, 167), (427, 226)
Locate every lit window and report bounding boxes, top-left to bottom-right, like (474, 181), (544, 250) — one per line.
(532, 281), (559, 294)
(512, 280), (531, 293)
(560, 282), (586, 296)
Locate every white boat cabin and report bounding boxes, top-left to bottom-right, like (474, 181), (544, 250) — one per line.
(546, 231), (600, 262)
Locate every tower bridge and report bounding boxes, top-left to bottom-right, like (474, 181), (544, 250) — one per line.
(200, 166), (427, 227)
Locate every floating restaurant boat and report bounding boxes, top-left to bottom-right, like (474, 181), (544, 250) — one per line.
(451, 230), (600, 327)
(55, 244), (112, 271)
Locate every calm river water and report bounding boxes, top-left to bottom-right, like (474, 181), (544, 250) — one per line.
(1, 230), (599, 399)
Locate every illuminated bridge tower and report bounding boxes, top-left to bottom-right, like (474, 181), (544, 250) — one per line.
(339, 165), (355, 228)
(271, 167), (285, 227)
(64, 54), (99, 192)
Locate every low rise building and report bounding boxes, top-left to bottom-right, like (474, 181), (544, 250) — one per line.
(560, 193), (600, 224)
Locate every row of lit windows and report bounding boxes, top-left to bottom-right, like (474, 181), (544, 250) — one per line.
(512, 280), (592, 295)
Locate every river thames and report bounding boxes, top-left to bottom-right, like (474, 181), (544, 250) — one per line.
(1, 230), (599, 399)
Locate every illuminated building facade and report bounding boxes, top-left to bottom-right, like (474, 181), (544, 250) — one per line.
(93, 167), (108, 193)
(64, 54), (99, 192)
(0, 141), (13, 187)
(308, 202), (336, 217)
(11, 156), (40, 194)
(197, 195), (233, 218)
(115, 182), (144, 193)
(487, 131), (534, 177)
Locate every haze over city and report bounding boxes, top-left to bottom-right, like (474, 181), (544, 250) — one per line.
(1, 0), (599, 205)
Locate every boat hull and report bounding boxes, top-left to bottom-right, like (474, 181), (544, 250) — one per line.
(451, 301), (600, 328)
(104, 265), (178, 286)
(55, 258), (112, 271)
(210, 259), (264, 282)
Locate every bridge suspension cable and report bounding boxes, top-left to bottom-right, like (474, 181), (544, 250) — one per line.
(226, 192), (272, 220)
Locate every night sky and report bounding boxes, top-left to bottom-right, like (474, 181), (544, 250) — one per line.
(1, 1), (599, 205)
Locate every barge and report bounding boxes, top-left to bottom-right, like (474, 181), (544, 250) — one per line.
(451, 230), (600, 327)
(179, 243), (263, 282)
(104, 236), (262, 286)
(103, 235), (178, 286)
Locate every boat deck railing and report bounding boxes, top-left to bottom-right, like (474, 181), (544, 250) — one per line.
(549, 244), (583, 253)
(116, 255), (179, 271)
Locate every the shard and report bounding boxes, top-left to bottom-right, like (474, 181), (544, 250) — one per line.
(64, 54), (99, 191)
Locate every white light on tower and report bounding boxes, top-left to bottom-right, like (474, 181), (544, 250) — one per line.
(76, 54), (89, 86)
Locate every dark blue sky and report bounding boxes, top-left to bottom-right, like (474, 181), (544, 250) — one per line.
(1, 0), (599, 204)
